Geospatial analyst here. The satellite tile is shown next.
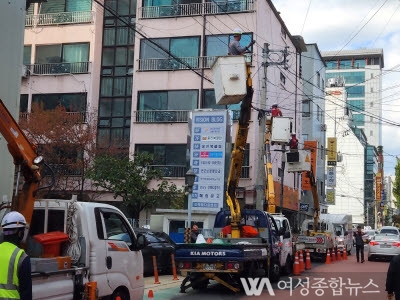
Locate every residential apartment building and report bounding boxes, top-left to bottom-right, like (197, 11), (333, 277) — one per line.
(0, 0), (27, 202)
(19, 0), (306, 230)
(299, 43), (327, 226)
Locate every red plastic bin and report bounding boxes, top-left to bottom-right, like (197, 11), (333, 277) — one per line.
(34, 231), (69, 258)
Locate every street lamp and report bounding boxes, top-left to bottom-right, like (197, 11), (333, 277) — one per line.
(185, 167), (196, 231)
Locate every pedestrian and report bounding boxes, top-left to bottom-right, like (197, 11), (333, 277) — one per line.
(386, 254), (400, 300)
(271, 103), (282, 117)
(190, 225), (199, 243)
(353, 225), (365, 263)
(0, 211), (32, 300)
(228, 28), (255, 55)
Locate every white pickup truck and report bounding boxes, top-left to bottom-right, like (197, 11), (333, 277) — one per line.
(1, 197), (147, 300)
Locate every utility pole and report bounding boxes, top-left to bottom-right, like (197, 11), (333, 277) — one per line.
(254, 45), (289, 212)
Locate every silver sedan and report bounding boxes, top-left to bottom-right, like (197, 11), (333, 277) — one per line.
(367, 233), (400, 261)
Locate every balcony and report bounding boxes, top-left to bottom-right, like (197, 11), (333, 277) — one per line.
(25, 62), (90, 76)
(19, 112), (88, 124)
(26, 11), (94, 27)
(134, 110), (190, 123)
(138, 56), (216, 71)
(139, 0), (254, 19)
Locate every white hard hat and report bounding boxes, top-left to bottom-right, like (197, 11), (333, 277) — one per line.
(1, 211), (27, 234)
(291, 132), (296, 135)
(272, 103), (278, 107)
(233, 28), (243, 35)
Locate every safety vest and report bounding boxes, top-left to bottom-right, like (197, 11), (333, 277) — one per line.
(0, 242), (24, 299)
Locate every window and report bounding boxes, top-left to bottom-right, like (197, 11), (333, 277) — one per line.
(99, 209), (135, 249)
(370, 87), (373, 93)
(317, 72), (320, 88)
(231, 143), (250, 178)
(281, 26), (287, 39)
(326, 72), (364, 85)
(205, 33), (254, 57)
(140, 37), (200, 69)
(35, 43), (89, 74)
(32, 93), (86, 113)
(370, 102), (373, 108)
(322, 79), (325, 89)
(20, 94), (28, 113)
(326, 61), (338, 69)
(370, 130), (373, 136)
(138, 90), (198, 111)
(40, 0), (92, 13)
(23, 46), (31, 65)
(202, 89), (241, 116)
(339, 60), (351, 69)
(346, 86), (364, 98)
(280, 72), (286, 85)
(354, 59), (366, 68)
(317, 106), (322, 121)
(302, 100), (310, 117)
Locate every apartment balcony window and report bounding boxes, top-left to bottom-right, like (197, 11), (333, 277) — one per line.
(136, 90), (198, 123)
(203, 89), (240, 120)
(139, 37), (200, 71)
(139, 0), (254, 19)
(206, 33), (254, 58)
(34, 43), (90, 75)
(302, 100), (310, 117)
(136, 144), (186, 178)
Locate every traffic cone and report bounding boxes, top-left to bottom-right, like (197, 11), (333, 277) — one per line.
(116, 297), (121, 300)
(331, 249), (336, 263)
(343, 248), (348, 260)
(305, 250), (312, 270)
(293, 251), (301, 275)
(206, 237), (212, 244)
(337, 249), (342, 261)
(148, 290), (154, 300)
(325, 250), (331, 264)
(299, 251), (305, 272)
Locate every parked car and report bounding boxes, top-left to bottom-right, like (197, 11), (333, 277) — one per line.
(379, 226), (400, 236)
(367, 233), (400, 261)
(134, 228), (176, 275)
(362, 229), (378, 244)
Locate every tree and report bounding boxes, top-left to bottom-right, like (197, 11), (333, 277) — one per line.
(86, 152), (183, 227)
(392, 158), (400, 209)
(19, 102), (98, 200)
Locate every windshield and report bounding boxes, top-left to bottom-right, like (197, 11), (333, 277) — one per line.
(380, 229), (399, 235)
(374, 234), (399, 241)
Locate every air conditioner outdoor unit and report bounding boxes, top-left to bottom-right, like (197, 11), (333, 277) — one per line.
(21, 65), (28, 78)
(320, 124), (327, 131)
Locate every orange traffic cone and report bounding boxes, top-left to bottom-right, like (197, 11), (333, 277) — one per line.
(148, 290), (154, 300)
(343, 249), (348, 260)
(305, 250), (312, 270)
(325, 250), (331, 264)
(331, 249), (336, 263)
(337, 249), (342, 261)
(293, 251), (301, 275)
(206, 237), (212, 244)
(299, 251), (305, 272)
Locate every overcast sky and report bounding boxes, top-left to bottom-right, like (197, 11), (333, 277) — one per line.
(272, 0), (400, 177)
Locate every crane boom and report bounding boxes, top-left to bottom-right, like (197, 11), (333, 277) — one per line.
(225, 64), (253, 238)
(264, 118), (276, 213)
(0, 99), (43, 225)
(308, 168), (320, 232)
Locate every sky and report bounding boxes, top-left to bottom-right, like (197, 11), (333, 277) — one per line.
(272, 0), (400, 177)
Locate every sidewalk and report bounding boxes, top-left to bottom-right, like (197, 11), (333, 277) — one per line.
(143, 274), (183, 299)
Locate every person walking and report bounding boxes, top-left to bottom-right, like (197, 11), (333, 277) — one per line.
(386, 254), (400, 300)
(353, 225), (365, 263)
(228, 28), (255, 55)
(190, 225), (199, 243)
(0, 211), (32, 300)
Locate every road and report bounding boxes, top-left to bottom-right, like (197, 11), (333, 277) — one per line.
(144, 247), (391, 299)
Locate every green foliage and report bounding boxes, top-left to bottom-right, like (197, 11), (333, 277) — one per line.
(86, 152), (182, 226)
(393, 158), (400, 209)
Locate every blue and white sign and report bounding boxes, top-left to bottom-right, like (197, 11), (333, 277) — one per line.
(299, 203), (309, 212)
(190, 110), (228, 212)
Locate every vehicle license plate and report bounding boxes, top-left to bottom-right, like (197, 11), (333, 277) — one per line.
(203, 263), (216, 270)
(380, 244), (391, 248)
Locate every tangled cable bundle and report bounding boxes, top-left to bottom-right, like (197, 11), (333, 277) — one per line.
(66, 200), (81, 264)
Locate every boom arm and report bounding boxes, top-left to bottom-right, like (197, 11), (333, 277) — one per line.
(226, 64), (253, 238)
(0, 99), (42, 225)
(308, 168), (320, 232)
(264, 118), (276, 213)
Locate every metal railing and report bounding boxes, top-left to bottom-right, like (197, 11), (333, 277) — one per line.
(149, 165), (187, 178)
(134, 110), (190, 123)
(26, 11), (94, 26)
(19, 112), (87, 123)
(25, 62), (90, 76)
(139, 0), (254, 19)
(138, 56), (216, 71)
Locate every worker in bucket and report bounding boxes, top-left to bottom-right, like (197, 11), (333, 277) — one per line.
(0, 211), (32, 300)
(228, 28), (255, 55)
(271, 103), (283, 117)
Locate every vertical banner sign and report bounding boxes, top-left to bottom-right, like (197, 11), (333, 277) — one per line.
(326, 189), (335, 205)
(301, 141), (318, 191)
(376, 172), (382, 201)
(327, 137), (337, 166)
(326, 166), (336, 187)
(190, 111), (227, 212)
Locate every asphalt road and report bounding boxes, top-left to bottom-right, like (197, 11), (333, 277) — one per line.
(143, 247), (391, 300)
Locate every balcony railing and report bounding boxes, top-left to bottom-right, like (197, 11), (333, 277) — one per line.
(134, 110), (190, 123)
(138, 56), (216, 71)
(25, 62), (90, 76)
(149, 164), (249, 178)
(26, 11), (94, 26)
(139, 0), (254, 19)
(19, 112), (87, 123)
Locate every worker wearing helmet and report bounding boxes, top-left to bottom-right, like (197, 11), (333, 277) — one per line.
(0, 211), (32, 300)
(271, 103), (282, 117)
(288, 132), (299, 150)
(228, 28), (256, 55)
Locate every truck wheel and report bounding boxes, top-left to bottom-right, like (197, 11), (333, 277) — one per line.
(111, 289), (129, 300)
(268, 258), (281, 283)
(281, 255), (293, 275)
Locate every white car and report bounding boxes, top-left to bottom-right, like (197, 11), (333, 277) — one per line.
(379, 226), (400, 236)
(367, 233), (400, 261)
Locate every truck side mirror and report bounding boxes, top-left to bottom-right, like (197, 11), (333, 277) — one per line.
(136, 233), (148, 250)
(283, 231), (290, 239)
(278, 227), (285, 236)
